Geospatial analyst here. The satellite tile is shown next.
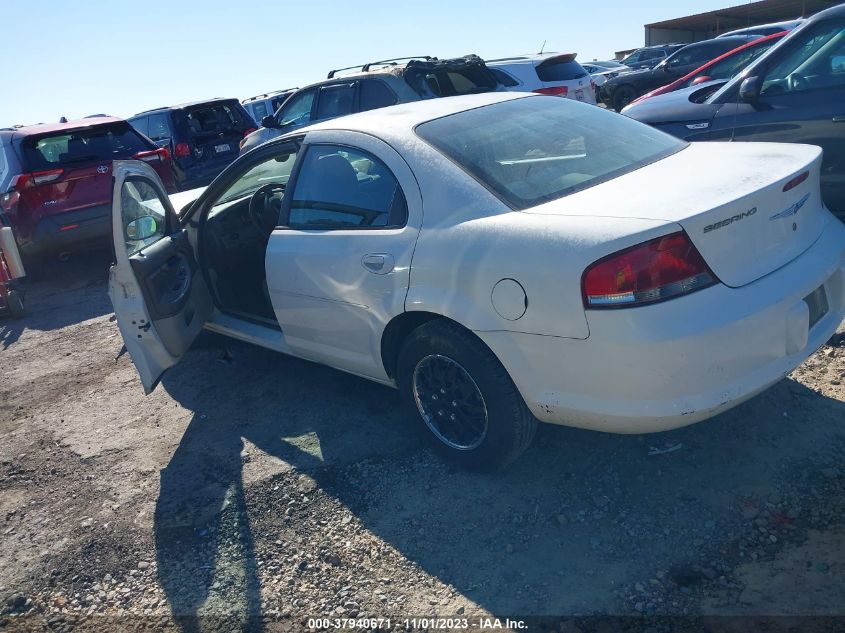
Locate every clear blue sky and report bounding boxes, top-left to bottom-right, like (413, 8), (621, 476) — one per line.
(4, 0), (725, 127)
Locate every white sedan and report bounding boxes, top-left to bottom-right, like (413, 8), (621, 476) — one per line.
(109, 92), (845, 469)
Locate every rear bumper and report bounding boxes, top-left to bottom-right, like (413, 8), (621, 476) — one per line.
(477, 217), (845, 433)
(175, 161), (232, 191)
(18, 204), (110, 257)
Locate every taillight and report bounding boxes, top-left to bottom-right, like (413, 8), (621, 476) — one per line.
(243, 127), (256, 137)
(134, 148), (170, 163)
(782, 171), (809, 192)
(533, 86), (569, 97)
(582, 232), (717, 309)
(25, 169), (65, 186)
(174, 143), (191, 158)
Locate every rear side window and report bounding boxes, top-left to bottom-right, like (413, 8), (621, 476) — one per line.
(535, 58), (588, 82)
(316, 83), (356, 120)
(23, 123), (150, 169)
(183, 103), (250, 137)
(251, 101), (269, 120)
(490, 68), (520, 87)
(359, 80), (398, 112)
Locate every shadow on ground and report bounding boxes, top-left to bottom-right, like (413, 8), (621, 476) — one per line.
(153, 333), (845, 630)
(0, 249), (113, 349)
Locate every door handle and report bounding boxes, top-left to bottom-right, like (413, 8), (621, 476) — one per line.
(362, 253), (395, 275)
(833, 116), (845, 123)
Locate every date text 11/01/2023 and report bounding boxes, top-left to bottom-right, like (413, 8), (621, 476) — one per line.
(306, 617), (528, 630)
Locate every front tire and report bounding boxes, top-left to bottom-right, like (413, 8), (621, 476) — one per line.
(397, 320), (537, 470)
(612, 85), (637, 112)
(6, 290), (25, 318)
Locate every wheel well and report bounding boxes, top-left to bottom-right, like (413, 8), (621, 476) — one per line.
(381, 311), (441, 379)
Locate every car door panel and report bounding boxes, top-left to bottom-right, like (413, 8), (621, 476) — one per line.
(108, 160), (212, 393)
(265, 130), (423, 382)
(706, 87), (845, 214)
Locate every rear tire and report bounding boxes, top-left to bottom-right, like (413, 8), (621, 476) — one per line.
(6, 290), (25, 318)
(397, 319), (537, 470)
(613, 85), (637, 112)
(21, 255), (44, 282)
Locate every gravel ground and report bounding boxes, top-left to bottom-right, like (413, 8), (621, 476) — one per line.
(1, 251), (845, 633)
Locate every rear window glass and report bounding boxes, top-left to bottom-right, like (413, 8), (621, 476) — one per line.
(535, 58), (588, 82)
(23, 123), (149, 169)
(416, 96), (686, 211)
(404, 64), (498, 98)
(183, 103), (249, 137)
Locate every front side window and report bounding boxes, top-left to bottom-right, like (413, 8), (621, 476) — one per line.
(417, 96), (685, 211)
(121, 179), (167, 256)
(277, 89), (316, 129)
(316, 83), (356, 120)
(761, 19), (845, 95)
(287, 145), (407, 229)
(209, 146), (299, 217)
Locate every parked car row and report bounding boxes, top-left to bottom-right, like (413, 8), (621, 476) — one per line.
(623, 4), (845, 220)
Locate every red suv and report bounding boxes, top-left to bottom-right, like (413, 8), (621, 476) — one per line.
(0, 116), (176, 269)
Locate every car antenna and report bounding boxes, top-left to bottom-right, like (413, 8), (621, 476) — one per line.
(539, 40), (547, 54)
(59, 116), (68, 123)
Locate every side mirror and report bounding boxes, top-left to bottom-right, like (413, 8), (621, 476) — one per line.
(691, 75), (712, 86)
(126, 215), (160, 241)
(261, 115), (277, 129)
(739, 76), (762, 103)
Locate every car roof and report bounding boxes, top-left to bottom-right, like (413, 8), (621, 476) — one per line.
(243, 89), (297, 104)
(4, 116), (128, 138)
(132, 97), (241, 117)
(292, 92), (528, 139)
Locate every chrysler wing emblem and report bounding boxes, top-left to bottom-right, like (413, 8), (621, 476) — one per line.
(770, 192), (810, 221)
(97, 165), (109, 174)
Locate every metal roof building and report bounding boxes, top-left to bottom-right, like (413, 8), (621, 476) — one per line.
(643, 0), (840, 45)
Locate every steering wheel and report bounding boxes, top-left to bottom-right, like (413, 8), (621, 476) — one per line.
(248, 183), (286, 234)
(787, 73), (808, 92)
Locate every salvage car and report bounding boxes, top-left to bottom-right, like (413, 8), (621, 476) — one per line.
(108, 93), (845, 470)
(129, 98), (256, 190)
(623, 3), (845, 219)
(240, 55), (500, 154)
(487, 53), (597, 104)
(626, 31), (788, 106)
(0, 117), (175, 272)
(601, 36), (755, 111)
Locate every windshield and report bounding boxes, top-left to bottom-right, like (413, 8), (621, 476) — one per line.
(23, 123), (149, 169)
(416, 96), (686, 210)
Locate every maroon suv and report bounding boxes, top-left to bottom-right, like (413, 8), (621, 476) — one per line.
(0, 116), (176, 267)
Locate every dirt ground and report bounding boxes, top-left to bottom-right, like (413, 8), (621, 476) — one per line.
(1, 251), (845, 633)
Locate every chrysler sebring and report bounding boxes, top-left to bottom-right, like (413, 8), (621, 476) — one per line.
(108, 92), (845, 469)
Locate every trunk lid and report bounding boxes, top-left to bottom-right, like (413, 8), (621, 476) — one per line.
(525, 142), (828, 287)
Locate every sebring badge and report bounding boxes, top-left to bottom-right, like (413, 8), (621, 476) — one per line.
(770, 192), (810, 221)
